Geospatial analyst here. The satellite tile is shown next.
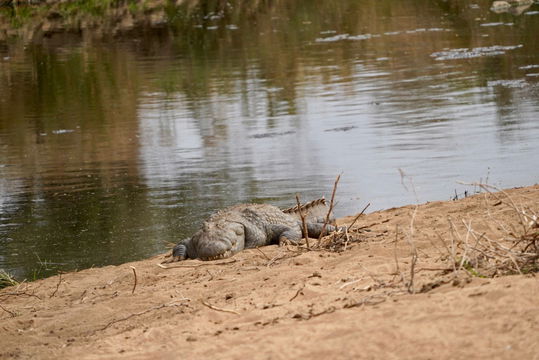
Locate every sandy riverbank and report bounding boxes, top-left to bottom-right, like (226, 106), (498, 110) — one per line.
(1, 184), (538, 359)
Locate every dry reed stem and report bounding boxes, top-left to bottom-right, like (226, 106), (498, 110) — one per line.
(393, 225), (405, 285)
(405, 206), (419, 294)
(441, 183), (538, 276)
(318, 174), (341, 241)
(295, 194), (310, 249)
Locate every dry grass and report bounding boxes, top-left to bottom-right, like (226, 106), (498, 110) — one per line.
(0, 270), (19, 290)
(308, 181), (538, 298)
(445, 183), (539, 277)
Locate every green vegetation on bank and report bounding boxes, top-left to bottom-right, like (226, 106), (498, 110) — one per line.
(0, 0), (154, 30)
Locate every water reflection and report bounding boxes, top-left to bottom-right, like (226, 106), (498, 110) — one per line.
(1, 0), (539, 280)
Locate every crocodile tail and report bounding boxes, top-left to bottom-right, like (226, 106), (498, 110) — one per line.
(283, 198), (335, 224)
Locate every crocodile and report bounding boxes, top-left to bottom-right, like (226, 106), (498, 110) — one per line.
(170, 199), (340, 261)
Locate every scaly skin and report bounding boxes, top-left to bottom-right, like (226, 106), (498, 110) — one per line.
(171, 202), (339, 261)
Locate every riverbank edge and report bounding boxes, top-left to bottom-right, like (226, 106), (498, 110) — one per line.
(0, 0), (186, 42)
(0, 184), (538, 359)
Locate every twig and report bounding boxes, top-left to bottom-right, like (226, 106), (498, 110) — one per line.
(347, 203), (371, 230)
(200, 299), (240, 315)
(344, 294), (387, 308)
(338, 278), (362, 290)
(79, 289), (87, 302)
(458, 182), (528, 233)
(0, 303), (17, 317)
(0, 290), (42, 300)
(318, 174), (341, 241)
(266, 252), (288, 268)
(343, 227), (351, 251)
(293, 306), (337, 320)
(415, 267), (455, 273)
(295, 194), (310, 249)
(434, 231), (455, 270)
(447, 219), (459, 274)
(49, 273), (62, 298)
(393, 225), (405, 284)
(157, 259), (237, 269)
(289, 284), (305, 301)
(255, 247), (270, 260)
(130, 266), (137, 295)
(97, 301), (187, 332)
(457, 219), (473, 272)
(405, 206), (418, 294)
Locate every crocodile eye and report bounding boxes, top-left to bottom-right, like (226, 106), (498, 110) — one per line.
(234, 227), (243, 236)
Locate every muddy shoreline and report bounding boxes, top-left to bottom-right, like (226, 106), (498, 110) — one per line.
(1, 185), (538, 359)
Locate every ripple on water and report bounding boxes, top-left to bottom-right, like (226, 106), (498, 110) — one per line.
(431, 45), (523, 61)
(487, 79), (528, 88)
(480, 22), (514, 27)
(315, 28), (451, 42)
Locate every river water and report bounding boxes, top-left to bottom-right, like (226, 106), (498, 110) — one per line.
(1, 0), (538, 279)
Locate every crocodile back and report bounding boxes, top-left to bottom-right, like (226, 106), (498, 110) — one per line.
(283, 198), (334, 224)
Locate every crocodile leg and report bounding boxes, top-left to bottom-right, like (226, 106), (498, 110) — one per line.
(305, 222), (346, 238)
(172, 238), (191, 261)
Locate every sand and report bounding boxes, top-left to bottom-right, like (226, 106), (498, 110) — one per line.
(1, 185), (538, 359)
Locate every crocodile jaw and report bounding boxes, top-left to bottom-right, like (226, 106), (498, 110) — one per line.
(199, 250), (234, 261)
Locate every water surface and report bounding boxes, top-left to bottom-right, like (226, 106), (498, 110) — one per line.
(1, 0), (539, 279)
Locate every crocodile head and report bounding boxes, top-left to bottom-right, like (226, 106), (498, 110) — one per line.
(183, 220), (245, 261)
